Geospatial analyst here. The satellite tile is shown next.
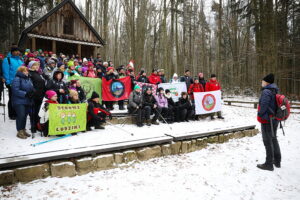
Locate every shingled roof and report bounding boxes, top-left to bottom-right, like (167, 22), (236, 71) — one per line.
(18, 0), (105, 47)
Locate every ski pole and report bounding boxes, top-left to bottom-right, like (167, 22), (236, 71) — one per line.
(120, 108), (138, 127)
(31, 134), (72, 147)
(2, 88), (5, 122)
(154, 108), (172, 131)
(106, 121), (134, 136)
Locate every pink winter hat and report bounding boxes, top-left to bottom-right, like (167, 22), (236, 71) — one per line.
(45, 90), (57, 99)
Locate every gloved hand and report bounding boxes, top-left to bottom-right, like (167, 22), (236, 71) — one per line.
(25, 91), (34, 98)
(108, 113), (112, 120)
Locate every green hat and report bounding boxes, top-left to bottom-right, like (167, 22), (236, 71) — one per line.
(67, 61), (74, 67)
(134, 85), (141, 90)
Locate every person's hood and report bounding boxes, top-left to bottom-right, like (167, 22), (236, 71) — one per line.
(53, 70), (64, 81)
(263, 83), (279, 93)
(16, 71), (28, 79)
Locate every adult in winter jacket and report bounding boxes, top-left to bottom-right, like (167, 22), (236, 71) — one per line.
(68, 89), (80, 104)
(38, 90), (58, 136)
(148, 69), (162, 85)
(257, 73), (281, 171)
(2, 47), (24, 119)
(158, 69), (167, 83)
(188, 78), (204, 101)
(11, 67), (34, 139)
(128, 85), (144, 127)
(198, 73), (206, 91)
(180, 70), (194, 89)
(176, 92), (194, 122)
(28, 61), (47, 133)
(87, 91), (112, 130)
(205, 74), (224, 120)
(46, 71), (69, 103)
(43, 59), (56, 80)
(165, 89), (176, 123)
(142, 87), (161, 126)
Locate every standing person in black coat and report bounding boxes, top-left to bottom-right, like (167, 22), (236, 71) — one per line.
(176, 92), (194, 122)
(104, 67), (118, 110)
(180, 70), (194, 89)
(28, 61), (46, 133)
(87, 92), (112, 130)
(46, 71), (69, 103)
(257, 73), (281, 171)
(142, 87), (161, 126)
(137, 70), (148, 83)
(198, 72), (206, 91)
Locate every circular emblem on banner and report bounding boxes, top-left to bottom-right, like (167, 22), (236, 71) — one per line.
(110, 81), (125, 98)
(202, 94), (216, 111)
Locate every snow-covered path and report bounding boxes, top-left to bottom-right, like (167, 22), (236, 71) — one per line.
(1, 112), (300, 200)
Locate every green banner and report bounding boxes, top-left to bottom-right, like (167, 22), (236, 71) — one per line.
(69, 76), (102, 101)
(48, 103), (87, 135)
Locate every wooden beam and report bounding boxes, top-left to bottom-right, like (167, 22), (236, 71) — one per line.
(31, 37), (36, 51)
(77, 44), (81, 58)
(52, 40), (56, 54)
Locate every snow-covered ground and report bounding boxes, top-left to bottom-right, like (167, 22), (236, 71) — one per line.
(0, 92), (300, 199)
(0, 110), (299, 200)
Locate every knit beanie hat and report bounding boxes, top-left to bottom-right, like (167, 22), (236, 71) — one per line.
(107, 67), (114, 72)
(28, 61), (38, 69)
(91, 91), (100, 99)
(211, 74), (216, 78)
(134, 85), (141, 90)
(45, 90), (57, 100)
(262, 73), (274, 84)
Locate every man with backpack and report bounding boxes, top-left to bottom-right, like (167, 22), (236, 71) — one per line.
(2, 47), (24, 120)
(257, 73), (282, 171)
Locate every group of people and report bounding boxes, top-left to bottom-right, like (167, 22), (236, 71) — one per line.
(1, 46), (224, 139)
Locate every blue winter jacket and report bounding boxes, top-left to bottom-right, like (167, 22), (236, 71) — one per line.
(2, 53), (24, 85)
(12, 71), (34, 105)
(258, 83), (279, 121)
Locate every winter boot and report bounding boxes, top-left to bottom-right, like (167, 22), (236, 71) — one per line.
(151, 120), (159, 125)
(217, 116), (225, 119)
(210, 116), (215, 120)
(146, 119), (151, 126)
(17, 130), (27, 139)
(95, 124), (105, 129)
(137, 123), (144, 127)
(273, 161), (281, 168)
(24, 129), (31, 137)
(256, 163), (274, 171)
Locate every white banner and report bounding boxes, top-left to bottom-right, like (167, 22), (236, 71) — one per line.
(158, 82), (187, 102)
(194, 90), (222, 114)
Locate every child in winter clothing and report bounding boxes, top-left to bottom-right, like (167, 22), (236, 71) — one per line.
(87, 92), (112, 131)
(84, 62), (97, 78)
(165, 89), (176, 123)
(38, 90), (59, 136)
(68, 89), (80, 104)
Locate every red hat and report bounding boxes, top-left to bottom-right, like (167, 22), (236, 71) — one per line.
(34, 58), (40, 62)
(0, 54), (4, 59)
(87, 61), (94, 67)
(70, 80), (78, 85)
(44, 51), (48, 54)
(107, 67), (114, 72)
(45, 90), (57, 100)
(27, 53), (35, 58)
(48, 51), (53, 55)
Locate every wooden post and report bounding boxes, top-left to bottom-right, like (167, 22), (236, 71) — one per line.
(52, 40), (56, 54)
(77, 44), (81, 58)
(31, 37), (36, 51)
(93, 47), (97, 58)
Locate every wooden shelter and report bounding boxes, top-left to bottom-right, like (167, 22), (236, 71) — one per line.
(18, 0), (105, 58)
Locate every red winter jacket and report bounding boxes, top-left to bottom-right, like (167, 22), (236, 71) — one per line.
(148, 73), (162, 85)
(188, 83), (204, 100)
(205, 79), (221, 91)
